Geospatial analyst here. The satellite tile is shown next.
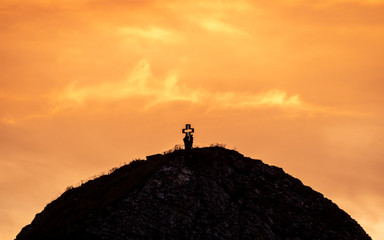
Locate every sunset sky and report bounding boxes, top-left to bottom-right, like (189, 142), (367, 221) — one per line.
(1, 0), (384, 239)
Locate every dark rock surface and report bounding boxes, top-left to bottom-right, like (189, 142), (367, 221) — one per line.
(16, 147), (371, 240)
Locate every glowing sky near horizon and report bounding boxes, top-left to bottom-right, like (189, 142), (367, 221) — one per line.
(1, 0), (384, 239)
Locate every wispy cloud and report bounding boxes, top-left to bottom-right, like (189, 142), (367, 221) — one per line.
(117, 26), (178, 43)
(55, 59), (313, 113)
(201, 18), (249, 37)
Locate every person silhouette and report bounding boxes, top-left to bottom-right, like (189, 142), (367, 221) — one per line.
(188, 134), (193, 149)
(183, 134), (189, 150)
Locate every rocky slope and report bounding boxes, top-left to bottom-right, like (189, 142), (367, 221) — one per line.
(16, 147), (371, 240)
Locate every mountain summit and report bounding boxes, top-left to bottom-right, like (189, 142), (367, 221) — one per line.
(16, 147), (371, 240)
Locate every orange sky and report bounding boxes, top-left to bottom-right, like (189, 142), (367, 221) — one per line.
(1, 0), (384, 239)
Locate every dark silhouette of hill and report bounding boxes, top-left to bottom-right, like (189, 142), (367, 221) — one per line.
(16, 147), (371, 240)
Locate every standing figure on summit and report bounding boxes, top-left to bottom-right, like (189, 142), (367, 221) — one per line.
(182, 124), (194, 150)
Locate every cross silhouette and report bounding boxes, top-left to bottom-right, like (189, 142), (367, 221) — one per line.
(182, 124), (194, 150)
(182, 124), (194, 136)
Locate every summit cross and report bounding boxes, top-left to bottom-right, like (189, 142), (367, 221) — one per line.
(182, 124), (194, 150)
(182, 124), (194, 136)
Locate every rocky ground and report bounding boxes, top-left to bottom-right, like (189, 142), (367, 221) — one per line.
(16, 147), (371, 240)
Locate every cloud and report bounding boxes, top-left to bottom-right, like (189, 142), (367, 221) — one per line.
(200, 18), (249, 36)
(0, 0), (87, 9)
(211, 89), (302, 109)
(117, 26), (178, 43)
(54, 59), (312, 114)
(326, 0), (384, 4)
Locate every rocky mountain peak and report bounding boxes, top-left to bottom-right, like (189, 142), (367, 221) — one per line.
(16, 147), (371, 240)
